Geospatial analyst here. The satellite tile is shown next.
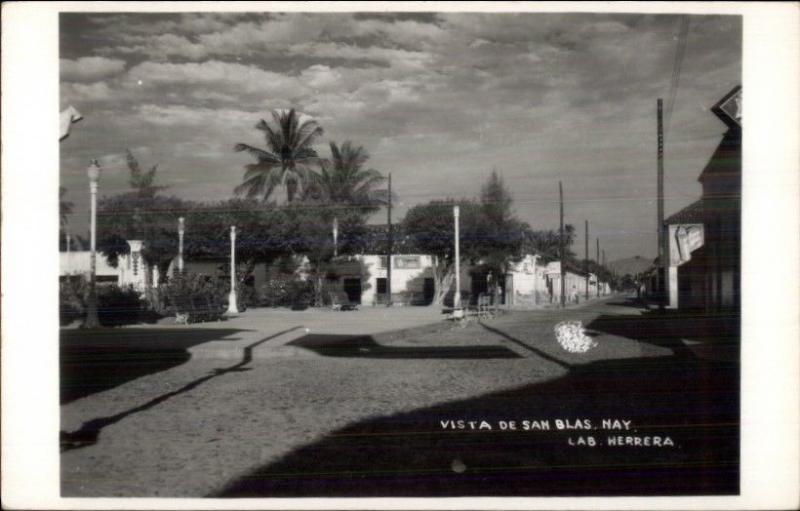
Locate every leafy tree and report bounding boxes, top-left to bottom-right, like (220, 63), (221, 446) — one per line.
(276, 200), (371, 306)
(523, 224), (576, 263)
(234, 109), (324, 203)
(96, 152), (183, 309)
(476, 170), (527, 275)
(126, 149), (167, 198)
(59, 186), (73, 229)
(97, 193), (190, 281)
(184, 198), (294, 272)
(402, 199), (485, 305)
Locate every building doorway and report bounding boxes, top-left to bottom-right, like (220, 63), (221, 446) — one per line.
(423, 278), (435, 305)
(343, 278), (362, 305)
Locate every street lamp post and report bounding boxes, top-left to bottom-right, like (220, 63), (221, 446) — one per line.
(332, 216), (338, 258)
(453, 205), (463, 318)
(177, 217), (185, 273)
(226, 225), (239, 316)
(84, 160), (101, 328)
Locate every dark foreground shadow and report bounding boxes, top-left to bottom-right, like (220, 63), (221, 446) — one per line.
(61, 327), (302, 453)
(288, 334), (521, 359)
(212, 351), (739, 497)
(60, 327), (249, 404)
(587, 305), (740, 359)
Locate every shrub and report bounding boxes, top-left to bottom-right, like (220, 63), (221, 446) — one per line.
(60, 276), (88, 325)
(97, 284), (148, 327)
(59, 277), (150, 327)
(258, 274), (292, 307)
(258, 275), (314, 309)
(163, 272), (226, 323)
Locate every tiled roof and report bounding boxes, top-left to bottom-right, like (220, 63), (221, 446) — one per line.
(665, 199), (704, 224)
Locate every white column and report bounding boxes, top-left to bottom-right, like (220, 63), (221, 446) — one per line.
(332, 217), (338, 258)
(226, 225), (239, 316)
(453, 205), (462, 317)
(84, 161), (101, 328)
(177, 217), (185, 273)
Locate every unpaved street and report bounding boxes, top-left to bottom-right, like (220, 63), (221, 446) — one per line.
(61, 298), (739, 497)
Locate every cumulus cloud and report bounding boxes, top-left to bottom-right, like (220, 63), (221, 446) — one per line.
(109, 33), (208, 61)
(127, 60), (307, 97)
(60, 56), (126, 81)
(288, 42), (435, 70)
(135, 104), (256, 126)
(60, 12), (741, 260)
(61, 81), (114, 102)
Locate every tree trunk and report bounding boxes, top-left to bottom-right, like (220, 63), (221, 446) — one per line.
(157, 259), (172, 285)
(144, 263), (157, 311)
(431, 258), (455, 306)
(315, 273), (324, 307)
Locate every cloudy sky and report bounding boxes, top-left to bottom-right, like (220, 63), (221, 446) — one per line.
(59, 11), (741, 261)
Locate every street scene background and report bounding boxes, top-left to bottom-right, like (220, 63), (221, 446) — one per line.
(56, 10), (742, 498)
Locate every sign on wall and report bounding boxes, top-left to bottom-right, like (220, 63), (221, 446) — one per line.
(394, 255), (421, 269)
(670, 224), (704, 265)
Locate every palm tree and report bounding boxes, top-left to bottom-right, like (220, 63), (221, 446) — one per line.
(234, 109), (324, 203)
(305, 141), (388, 215)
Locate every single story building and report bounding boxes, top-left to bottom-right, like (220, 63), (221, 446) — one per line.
(665, 199), (706, 310)
(60, 240), (610, 308)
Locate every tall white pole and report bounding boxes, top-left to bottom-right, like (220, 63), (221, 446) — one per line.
(453, 205), (462, 316)
(84, 160), (101, 328)
(226, 225), (239, 316)
(332, 216), (338, 258)
(177, 217), (185, 273)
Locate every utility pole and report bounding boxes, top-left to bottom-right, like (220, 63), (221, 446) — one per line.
(453, 205), (462, 317)
(559, 181), (565, 308)
(657, 98), (665, 310)
(386, 172), (392, 306)
(602, 248), (607, 295)
(596, 237), (601, 297)
(584, 220), (589, 301)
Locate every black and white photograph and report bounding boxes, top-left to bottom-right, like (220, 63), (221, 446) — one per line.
(2, 2), (799, 509)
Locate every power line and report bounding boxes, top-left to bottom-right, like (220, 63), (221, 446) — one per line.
(664, 15), (690, 141)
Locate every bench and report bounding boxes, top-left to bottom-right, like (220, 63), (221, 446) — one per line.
(329, 291), (359, 311)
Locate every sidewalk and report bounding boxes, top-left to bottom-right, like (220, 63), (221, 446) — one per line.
(134, 306), (449, 360)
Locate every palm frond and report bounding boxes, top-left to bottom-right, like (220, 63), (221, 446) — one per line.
(234, 143), (279, 163)
(294, 123), (324, 153)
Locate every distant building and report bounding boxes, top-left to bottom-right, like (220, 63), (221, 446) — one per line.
(325, 254), (436, 306)
(60, 239), (151, 290)
(60, 242), (610, 309)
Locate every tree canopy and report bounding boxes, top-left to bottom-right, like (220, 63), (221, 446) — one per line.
(126, 149), (167, 198)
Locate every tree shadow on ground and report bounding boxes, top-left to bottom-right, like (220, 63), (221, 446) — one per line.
(288, 334), (521, 359)
(60, 327), (302, 453)
(213, 308), (740, 497)
(60, 327), (250, 404)
(210, 351), (739, 497)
